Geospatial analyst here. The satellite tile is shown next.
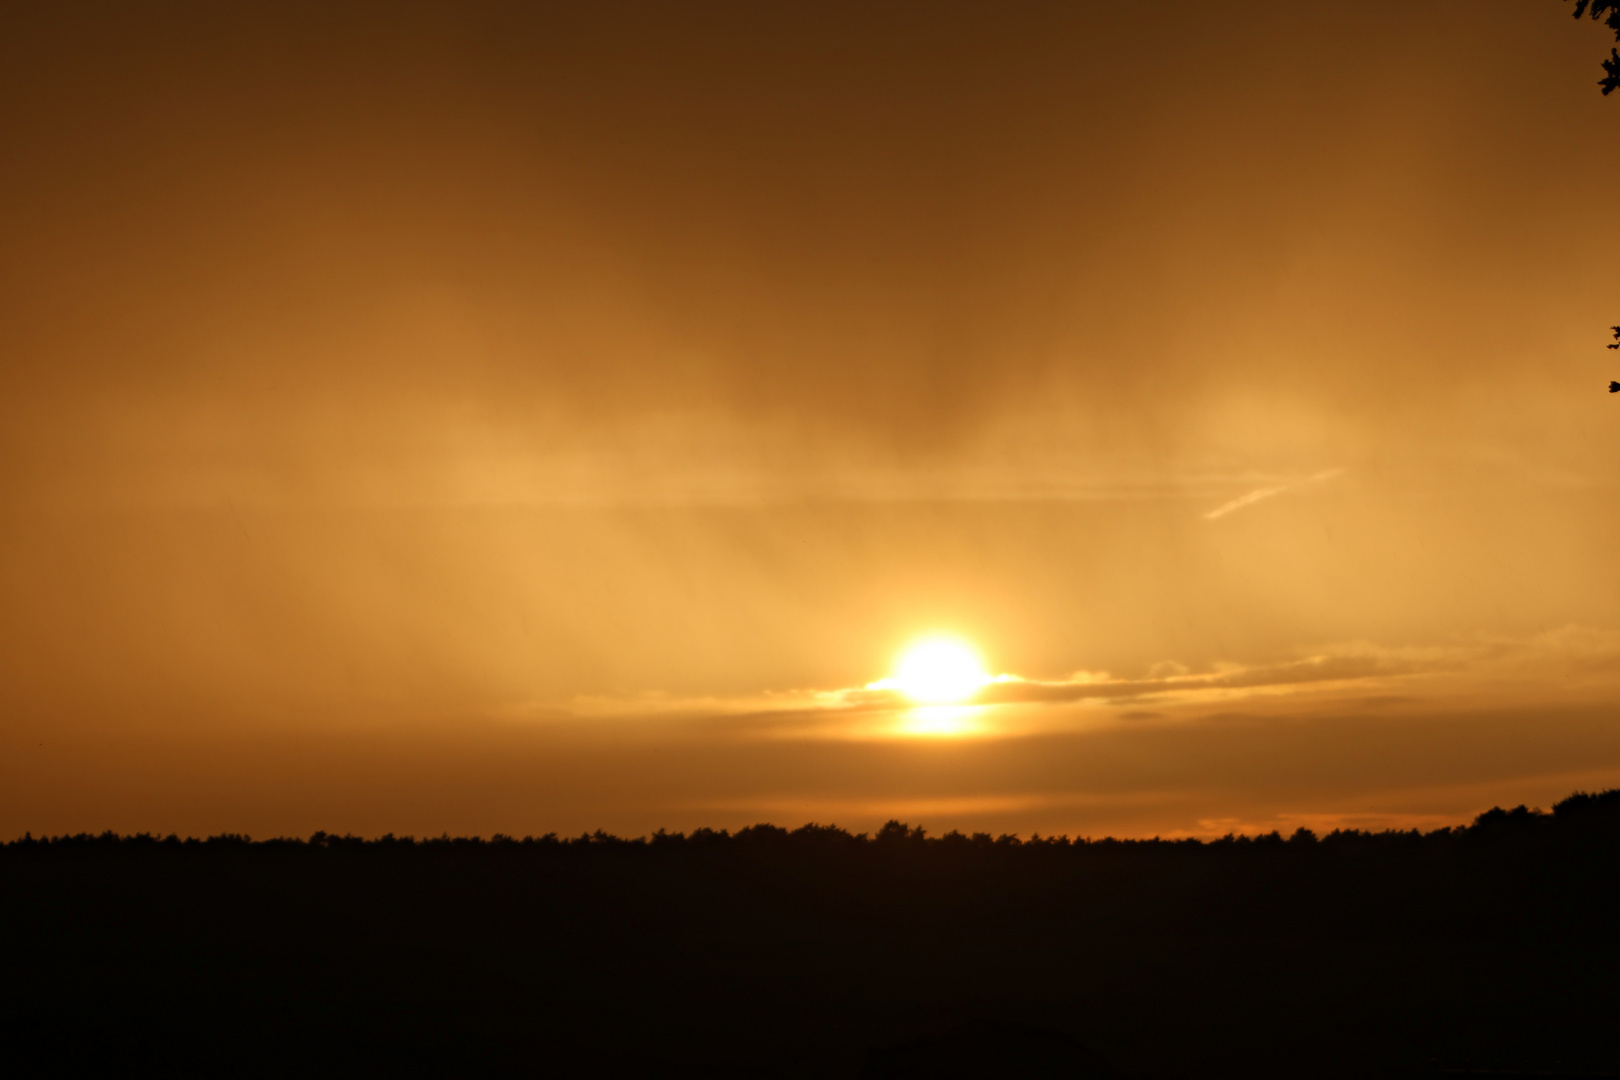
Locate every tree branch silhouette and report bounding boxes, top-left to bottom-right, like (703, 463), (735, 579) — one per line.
(1564, 7), (1620, 380)
(1570, 0), (1620, 94)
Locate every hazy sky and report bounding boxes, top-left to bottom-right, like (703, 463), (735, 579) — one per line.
(5, 0), (1620, 838)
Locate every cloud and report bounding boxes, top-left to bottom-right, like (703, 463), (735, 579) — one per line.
(1203, 468), (1346, 521)
(550, 626), (1620, 745)
(561, 648), (1428, 733)
(971, 651), (1422, 706)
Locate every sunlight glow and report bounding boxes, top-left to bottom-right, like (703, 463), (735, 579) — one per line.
(895, 705), (986, 737)
(868, 637), (992, 704)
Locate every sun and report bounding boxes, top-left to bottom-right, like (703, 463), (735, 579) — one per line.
(868, 637), (992, 704)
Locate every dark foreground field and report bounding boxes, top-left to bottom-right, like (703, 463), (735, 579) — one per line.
(5, 792), (1620, 1079)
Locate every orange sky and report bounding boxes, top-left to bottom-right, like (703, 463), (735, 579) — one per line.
(5, 1), (1620, 839)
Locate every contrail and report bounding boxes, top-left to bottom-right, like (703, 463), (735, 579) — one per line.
(1204, 468), (1346, 521)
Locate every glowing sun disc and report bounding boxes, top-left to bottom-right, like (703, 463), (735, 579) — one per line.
(870, 638), (991, 704)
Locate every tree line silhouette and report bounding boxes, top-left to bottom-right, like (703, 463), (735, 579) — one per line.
(4, 789), (1619, 1077)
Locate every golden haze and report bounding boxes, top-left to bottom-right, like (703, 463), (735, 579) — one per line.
(3, 1), (1620, 839)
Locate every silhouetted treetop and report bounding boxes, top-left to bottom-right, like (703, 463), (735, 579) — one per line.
(1570, 0), (1620, 94)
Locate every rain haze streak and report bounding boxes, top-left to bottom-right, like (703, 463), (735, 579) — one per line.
(3, 0), (1620, 839)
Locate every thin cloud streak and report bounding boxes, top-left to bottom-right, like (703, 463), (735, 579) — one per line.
(1204, 468), (1347, 520)
(557, 626), (1620, 742)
